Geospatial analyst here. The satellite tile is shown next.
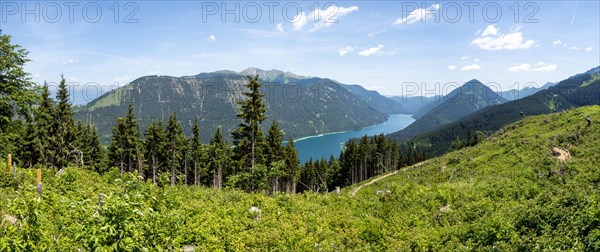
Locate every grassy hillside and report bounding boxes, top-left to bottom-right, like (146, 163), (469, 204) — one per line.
(2, 106), (600, 250)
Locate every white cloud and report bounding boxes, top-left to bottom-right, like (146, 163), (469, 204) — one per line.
(359, 44), (384, 56)
(460, 64), (481, 71)
(62, 58), (77, 64)
(471, 25), (537, 50)
(393, 3), (440, 25)
(585, 47), (593, 52)
(339, 46), (354, 56)
(276, 23), (284, 33)
(534, 64), (557, 72)
(481, 25), (498, 36)
(508, 62), (557, 72)
(569, 46), (578, 50)
(447, 65), (458, 70)
(208, 35), (216, 42)
(508, 64), (531, 72)
(368, 29), (386, 38)
(460, 55), (469, 60)
(552, 40), (562, 46)
(292, 12), (308, 31)
(474, 58), (480, 62)
(293, 5), (359, 32)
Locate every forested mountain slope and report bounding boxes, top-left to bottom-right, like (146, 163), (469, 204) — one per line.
(75, 69), (400, 142)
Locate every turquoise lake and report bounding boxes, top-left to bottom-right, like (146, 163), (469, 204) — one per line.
(293, 114), (415, 163)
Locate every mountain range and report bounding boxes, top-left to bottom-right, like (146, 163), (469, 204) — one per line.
(388, 79), (507, 142)
(75, 68), (403, 143)
(390, 66), (600, 156)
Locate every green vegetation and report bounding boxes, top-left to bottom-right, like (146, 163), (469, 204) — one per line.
(581, 73), (600, 87)
(2, 106), (600, 250)
(394, 71), (600, 157)
(389, 79), (507, 142)
(75, 71), (395, 144)
(85, 90), (121, 111)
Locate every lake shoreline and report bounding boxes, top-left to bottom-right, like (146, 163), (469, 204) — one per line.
(294, 114), (415, 162)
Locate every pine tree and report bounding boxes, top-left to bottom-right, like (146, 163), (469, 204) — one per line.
(124, 104), (144, 175)
(109, 117), (127, 173)
(35, 83), (55, 167)
(53, 75), (75, 169)
(144, 118), (166, 184)
(190, 116), (203, 185)
(266, 120), (285, 165)
(166, 113), (185, 185)
(85, 123), (106, 173)
(108, 104), (143, 174)
(232, 75), (267, 172)
(209, 127), (229, 189)
(21, 116), (37, 167)
(266, 120), (285, 192)
(284, 138), (300, 193)
(73, 121), (105, 171)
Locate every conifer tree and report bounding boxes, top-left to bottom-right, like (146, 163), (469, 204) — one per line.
(144, 118), (166, 184)
(109, 117), (127, 173)
(85, 123), (106, 173)
(232, 75), (267, 172)
(266, 120), (285, 191)
(166, 113), (185, 185)
(124, 104), (144, 174)
(53, 75), (75, 169)
(209, 127), (229, 189)
(35, 83), (55, 167)
(283, 138), (300, 193)
(190, 116), (203, 185)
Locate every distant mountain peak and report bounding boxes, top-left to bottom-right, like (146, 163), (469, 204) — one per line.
(239, 67), (308, 82)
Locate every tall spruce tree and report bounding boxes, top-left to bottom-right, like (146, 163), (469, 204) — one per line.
(232, 75), (267, 173)
(209, 127), (229, 189)
(166, 113), (185, 185)
(124, 104), (143, 175)
(266, 120), (285, 192)
(109, 116), (127, 173)
(284, 138), (300, 193)
(108, 104), (143, 174)
(190, 116), (203, 185)
(73, 121), (105, 171)
(53, 75), (75, 169)
(35, 83), (55, 167)
(144, 118), (166, 184)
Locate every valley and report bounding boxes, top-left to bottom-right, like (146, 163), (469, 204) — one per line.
(2, 1), (599, 250)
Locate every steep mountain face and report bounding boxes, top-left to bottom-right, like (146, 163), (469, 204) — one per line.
(388, 79), (507, 142)
(397, 67), (600, 156)
(75, 69), (395, 143)
(341, 84), (406, 114)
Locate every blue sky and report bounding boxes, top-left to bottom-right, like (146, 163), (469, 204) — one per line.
(1, 1), (599, 104)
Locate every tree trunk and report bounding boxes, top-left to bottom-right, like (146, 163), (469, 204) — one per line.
(251, 128), (255, 172)
(171, 143), (176, 186)
(194, 161), (198, 186)
(152, 155), (157, 184)
(184, 155), (188, 185)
